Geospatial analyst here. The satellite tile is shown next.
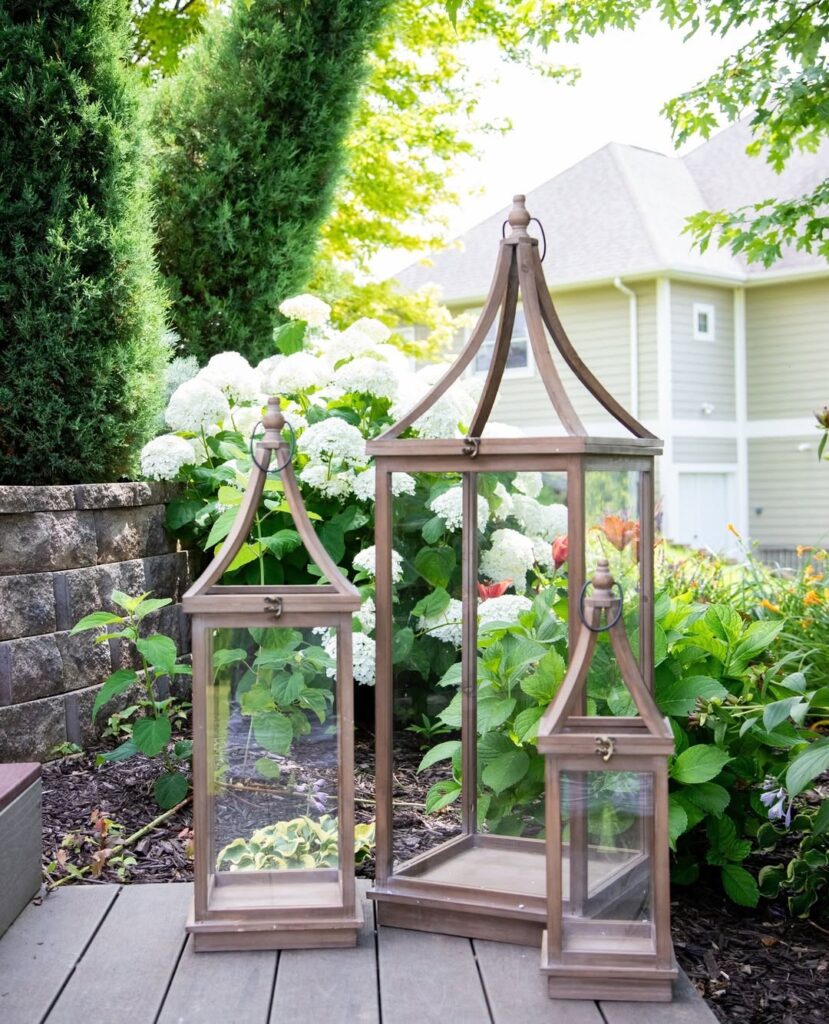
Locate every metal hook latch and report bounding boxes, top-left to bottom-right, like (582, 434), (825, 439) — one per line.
(264, 596), (283, 618)
(462, 436), (480, 458)
(595, 735), (615, 762)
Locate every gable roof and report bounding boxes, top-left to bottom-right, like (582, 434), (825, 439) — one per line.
(395, 121), (828, 302)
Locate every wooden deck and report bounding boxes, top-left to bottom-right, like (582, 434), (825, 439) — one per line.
(0, 882), (716, 1024)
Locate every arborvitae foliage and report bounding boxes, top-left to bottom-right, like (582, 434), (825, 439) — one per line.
(0, 0), (169, 485)
(151, 0), (390, 363)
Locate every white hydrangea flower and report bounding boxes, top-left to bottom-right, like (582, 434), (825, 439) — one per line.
(478, 594), (534, 627)
(513, 495), (569, 541)
(187, 436), (209, 466)
(197, 352), (260, 404)
(372, 344), (411, 376)
(356, 598), (375, 634)
(353, 468), (415, 502)
(513, 472), (542, 498)
(256, 354), (283, 391)
(325, 632), (375, 685)
(140, 434), (197, 480)
(419, 598), (463, 647)
(429, 486), (489, 532)
(480, 529), (536, 591)
(297, 418), (366, 467)
(229, 402), (265, 439)
(164, 355), (199, 402)
(532, 537), (556, 571)
(165, 378), (230, 433)
(492, 482), (514, 520)
(333, 356), (399, 400)
(299, 463), (356, 499)
(392, 472), (417, 497)
(353, 544), (403, 583)
(349, 317), (391, 344)
(263, 351), (327, 395)
(279, 293), (330, 327)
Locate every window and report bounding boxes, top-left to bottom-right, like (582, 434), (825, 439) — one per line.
(693, 303), (716, 341)
(471, 307), (533, 377)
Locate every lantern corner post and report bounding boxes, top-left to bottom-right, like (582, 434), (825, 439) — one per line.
(372, 458), (395, 886)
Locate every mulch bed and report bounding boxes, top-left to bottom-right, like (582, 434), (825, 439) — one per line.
(41, 732), (827, 1024)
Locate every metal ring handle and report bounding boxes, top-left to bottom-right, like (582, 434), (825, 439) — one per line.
(578, 578), (624, 632)
(248, 419), (296, 474)
(530, 217), (547, 262)
(502, 217), (547, 261)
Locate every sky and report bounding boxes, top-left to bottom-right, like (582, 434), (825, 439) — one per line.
(374, 11), (754, 278)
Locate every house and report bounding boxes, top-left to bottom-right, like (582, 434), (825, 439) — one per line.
(395, 122), (829, 561)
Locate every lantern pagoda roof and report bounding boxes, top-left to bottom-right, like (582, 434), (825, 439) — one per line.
(537, 560), (673, 755)
(183, 397), (360, 615)
(367, 195), (663, 460)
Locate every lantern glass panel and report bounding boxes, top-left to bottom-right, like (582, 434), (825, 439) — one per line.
(387, 466), (569, 896)
(559, 768), (655, 953)
(204, 623), (343, 911)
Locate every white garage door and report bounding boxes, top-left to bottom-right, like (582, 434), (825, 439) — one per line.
(677, 472), (736, 554)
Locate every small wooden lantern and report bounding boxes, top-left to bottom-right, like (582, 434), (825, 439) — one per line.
(537, 559), (676, 1001)
(367, 195), (663, 944)
(183, 397), (363, 951)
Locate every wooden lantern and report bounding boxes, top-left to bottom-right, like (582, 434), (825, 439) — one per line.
(183, 397), (363, 951)
(367, 195), (663, 944)
(537, 559), (676, 1001)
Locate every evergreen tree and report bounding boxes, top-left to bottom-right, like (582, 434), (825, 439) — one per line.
(0, 0), (169, 485)
(151, 0), (390, 363)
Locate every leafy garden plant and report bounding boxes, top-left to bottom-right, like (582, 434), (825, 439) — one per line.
(216, 816), (375, 872)
(72, 591), (192, 809)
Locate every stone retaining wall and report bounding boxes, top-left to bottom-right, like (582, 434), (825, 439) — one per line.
(0, 483), (194, 761)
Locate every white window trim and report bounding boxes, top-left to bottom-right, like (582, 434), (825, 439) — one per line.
(466, 306), (535, 380)
(693, 302), (716, 341)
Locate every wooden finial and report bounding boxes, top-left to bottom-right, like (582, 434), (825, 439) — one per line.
(263, 396), (285, 432)
(592, 558), (614, 592)
(507, 194), (531, 233)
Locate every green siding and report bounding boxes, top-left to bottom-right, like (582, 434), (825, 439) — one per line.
(748, 437), (829, 547)
(674, 437), (737, 463)
(671, 282), (735, 421)
(455, 285), (632, 432)
(637, 282), (658, 421)
(746, 279), (829, 420)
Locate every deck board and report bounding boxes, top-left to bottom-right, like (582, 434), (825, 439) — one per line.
(600, 971), (717, 1024)
(378, 927), (492, 1024)
(474, 939), (604, 1024)
(0, 886), (116, 1024)
(47, 883), (191, 1024)
(0, 881), (718, 1024)
(158, 938), (277, 1024)
(271, 885), (378, 1024)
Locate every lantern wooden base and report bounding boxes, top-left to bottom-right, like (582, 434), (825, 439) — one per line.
(187, 901), (363, 952)
(370, 833), (648, 946)
(541, 931), (678, 1002)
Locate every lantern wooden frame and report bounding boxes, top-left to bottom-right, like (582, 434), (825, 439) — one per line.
(183, 398), (363, 951)
(367, 195), (664, 945)
(537, 559), (676, 1001)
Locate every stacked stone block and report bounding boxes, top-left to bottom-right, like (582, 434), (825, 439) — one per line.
(0, 484), (193, 761)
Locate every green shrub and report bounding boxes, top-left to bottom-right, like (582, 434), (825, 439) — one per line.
(0, 0), (168, 485)
(151, 0), (390, 364)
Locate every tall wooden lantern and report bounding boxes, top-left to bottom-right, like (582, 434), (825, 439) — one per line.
(537, 559), (676, 1001)
(367, 195), (663, 944)
(183, 397), (363, 951)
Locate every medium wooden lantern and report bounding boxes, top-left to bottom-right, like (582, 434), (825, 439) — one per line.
(537, 559), (676, 1001)
(367, 195), (663, 945)
(183, 396), (363, 951)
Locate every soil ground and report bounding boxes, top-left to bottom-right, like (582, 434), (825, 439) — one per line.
(40, 732), (828, 1024)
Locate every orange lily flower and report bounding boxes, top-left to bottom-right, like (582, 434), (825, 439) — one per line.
(477, 580), (512, 600)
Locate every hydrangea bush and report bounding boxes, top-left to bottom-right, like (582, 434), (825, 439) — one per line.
(141, 294), (573, 831)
